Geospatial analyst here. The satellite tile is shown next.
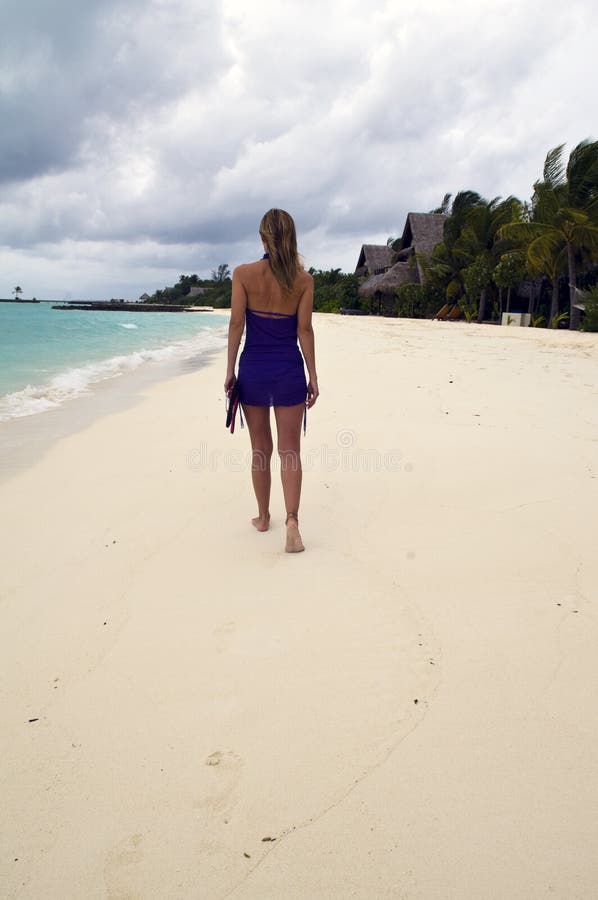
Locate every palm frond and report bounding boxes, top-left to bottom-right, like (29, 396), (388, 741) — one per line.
(429, 193), (452, 215)
(558, 206), (593, 226)
(451, 190), (483, 218)
(586, 195), (598, 223)
(493, 196), (522, 226)
(531, 181), (561, 223)
(497, 222), (554, 251)
(443, 191), (484, 246)
(566, 139), (598, 209)
(567, 223), (598, 251)
(527, 232), (566, 275)
(543, 144), (566, 189)
(499, 221), (553, 244)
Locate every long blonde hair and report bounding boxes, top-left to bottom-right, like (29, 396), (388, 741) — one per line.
(259, 208), (302, 293)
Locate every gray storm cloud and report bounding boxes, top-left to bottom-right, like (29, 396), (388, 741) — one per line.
(0, 0), (596, 298)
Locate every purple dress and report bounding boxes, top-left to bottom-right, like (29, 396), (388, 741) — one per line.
(237, 308), (307, 407)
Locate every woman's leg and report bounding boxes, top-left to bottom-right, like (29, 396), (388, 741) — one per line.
(273, 403), (305, 552)
(242, 404), (273, 531)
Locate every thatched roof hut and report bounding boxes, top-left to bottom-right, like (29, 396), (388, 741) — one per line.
(358, 259), (416, 298)
(399, 213), (447, 283)
(355, 244), (393, 278)
(357, 213), (447, 300)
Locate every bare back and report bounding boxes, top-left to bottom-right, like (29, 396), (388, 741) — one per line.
(236, 258), (312, 317)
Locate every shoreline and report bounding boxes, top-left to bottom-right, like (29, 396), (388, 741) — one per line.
(0, 338), (226, 485)
(1, 310), (597, 510)
(0, 305), (230, 423)
(0, 308), (231, 482)
(1, 314), (598, 899)
(50, 302), (215, 312)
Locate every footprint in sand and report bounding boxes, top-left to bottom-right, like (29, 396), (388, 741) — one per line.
(212, 621), (237, 654)
(195, 750), (244, 816)
(103, 833), (144, 900)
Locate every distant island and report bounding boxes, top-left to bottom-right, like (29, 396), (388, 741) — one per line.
(52, 269), (234, 312)
(51, 300), (213, 313)
(1, 285), (39, 303)
(140, 266), (233, 309)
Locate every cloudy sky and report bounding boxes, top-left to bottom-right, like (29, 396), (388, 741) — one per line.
(1, 0), (596, 300)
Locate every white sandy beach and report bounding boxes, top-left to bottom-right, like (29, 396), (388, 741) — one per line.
(1, 314), (598, 900)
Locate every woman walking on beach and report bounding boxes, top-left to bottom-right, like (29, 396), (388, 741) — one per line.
(225, 209), (318, 553)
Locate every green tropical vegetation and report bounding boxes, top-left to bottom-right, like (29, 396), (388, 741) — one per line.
(146, 267), (362, 313)
(580, 285), (598, 332)
(427, 139), (598, 329)
(395, 282), (444, 319)
(211, 264), (231, 283)
(147, 269), (232, 308)
(143, 142), (597, 328)
(499, 141), (598, 329)
(309, 268), (360, 312)
(493, 252), (527, 317)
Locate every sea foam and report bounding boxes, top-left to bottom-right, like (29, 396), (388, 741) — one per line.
(0, 326), (227, 422)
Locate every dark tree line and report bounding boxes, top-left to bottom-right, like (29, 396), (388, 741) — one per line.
(425, 140), (598, 330)
(146, 265), (362, 313)
(148, 268), (232, 308)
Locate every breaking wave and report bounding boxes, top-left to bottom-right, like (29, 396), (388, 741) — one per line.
(0, 326), (227, 422)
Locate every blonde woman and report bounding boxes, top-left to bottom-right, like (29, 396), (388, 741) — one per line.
(225, 209), (318, 552)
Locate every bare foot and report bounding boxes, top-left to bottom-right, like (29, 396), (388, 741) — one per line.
(252, 513), (270, 532)
(285, 515), (305, 553)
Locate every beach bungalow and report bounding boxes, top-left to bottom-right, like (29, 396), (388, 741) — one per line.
(357, 212), (447, 315)
(354, 244), (394, 279)
(138, 293), (151, 301)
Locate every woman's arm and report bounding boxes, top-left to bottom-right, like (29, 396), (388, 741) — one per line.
(296, 273), (319, 408)
(225, 267), (247, 393)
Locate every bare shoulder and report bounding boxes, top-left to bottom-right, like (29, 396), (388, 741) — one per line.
(234, 260), (263, 281)
(297, 269), (314, 289)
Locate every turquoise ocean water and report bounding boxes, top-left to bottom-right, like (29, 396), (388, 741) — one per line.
(0, 302), (228, 422)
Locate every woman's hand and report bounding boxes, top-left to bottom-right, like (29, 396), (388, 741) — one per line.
(306, 376), (319, 408)
(224, 372), (236, 396)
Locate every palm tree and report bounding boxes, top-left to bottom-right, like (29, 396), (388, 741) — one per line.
(529, 239), (567, 327)
(425, 191), (484, 309)
(494, 251), (527, 316)
(13, 286), (23, 300)
(211, 264), (231, 283)
(500, 141), (598, 329)
(427, 192), (524, 322)
(454, 196), (523, 322)
(442, 191), (483, 246)
(426, 240), (466, 306)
